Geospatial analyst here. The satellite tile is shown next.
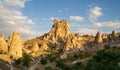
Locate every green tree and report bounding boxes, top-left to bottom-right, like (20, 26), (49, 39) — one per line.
(86, 49), (120, 70)
(15, 52), (31, 68)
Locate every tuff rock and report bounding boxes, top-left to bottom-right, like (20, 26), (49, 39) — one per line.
(8, 32), (23, 59)
(95, 32), (103, 43)
(0, 34), (8, 54)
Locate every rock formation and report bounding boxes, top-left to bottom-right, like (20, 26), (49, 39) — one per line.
(24, 19), (86, 55)
(95, 32), (103, 43)
(24, 39), (49, 57)
(0, 34), (8, 54)
(102, 33), (108, 40)
(0, 19), (120, 65)
(111, 30), (119, 39)
(35, 19), (85, 51)
(8, 32), (23, 59)
(44, 19), (70, 44)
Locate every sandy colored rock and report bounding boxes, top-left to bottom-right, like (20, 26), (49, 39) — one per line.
(111, 30), (118, 39)
(0, 54), (10, 63)
(24, 39), (49, 57)
(102, 33), (108, 39)
(0, 34), (8, 54)
(95, 32), (103, 43)
(8, 32), (23, 59)
(39, 19), (84, 51)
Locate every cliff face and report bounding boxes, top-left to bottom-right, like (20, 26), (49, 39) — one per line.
(8, 32), (23, 59)
(48, 19), (70, 42)
(38, 19), (85, 51)
(0, 34), (8, 54)
(24, 19), (87, 57)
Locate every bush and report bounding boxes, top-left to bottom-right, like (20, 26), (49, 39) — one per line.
(48, 56), (56, 62)
(67, 55), (76, 61)
(86, 49), (120, 70)
(73, 54), (78, 59)
(45, 66), (52, 70)
(15, 52), (31, 67)
(22, 52), (31, 67)
(71, 62), (84, 70)
(40, 58), (47, 65)
(46, 54), (56, 62)
(77, 51), (93, 59)
(55, 59), (70, 70)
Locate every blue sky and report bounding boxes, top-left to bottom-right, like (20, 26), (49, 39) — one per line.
(0, 0), (120, 39)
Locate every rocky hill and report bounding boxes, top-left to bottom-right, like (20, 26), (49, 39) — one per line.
(0, 19), (120, 70)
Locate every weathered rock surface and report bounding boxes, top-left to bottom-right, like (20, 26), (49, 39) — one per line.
(8, 32), (23, 59)
(0, 34), (8, 54)
(37, 19), (86, 51)
(95, 32), (103, 43)
(24, 38), (49, 57)
(24, 19), (87, 57)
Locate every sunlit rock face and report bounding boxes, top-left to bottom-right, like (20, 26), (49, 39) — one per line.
(45, 19), (71, 50)
(24, 39), (49, 57)
(24, 19), (86, 55)
(95, 32), (103, 43)
(38, 19), (85, 51)
(0, 34), (8, 54)
(48, 19), (70, 44)
(8, 32), (23, 59)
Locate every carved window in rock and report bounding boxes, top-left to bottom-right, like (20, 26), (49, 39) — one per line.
(38, 44), (42, 48)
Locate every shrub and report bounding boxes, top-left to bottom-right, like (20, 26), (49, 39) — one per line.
(71, 62), (84, 70)
(73, 54), (78, 59)
(55, 59), (69, 70)
(40, 58), (47, 65)
(15, 52), (31, 67)
(67, 55), (76, 61)
(22, 52), (31, 67)
(48, 56), (56, 62)
(45, 66), (52, 70)
(86, 49), (120, 70)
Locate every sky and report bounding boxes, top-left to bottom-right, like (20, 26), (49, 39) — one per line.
(0, 0), (120, 39)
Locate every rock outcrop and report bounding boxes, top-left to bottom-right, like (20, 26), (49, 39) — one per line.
(8, 32), (23, 59)
(34, 19), (87, 52)
(95, 32), (103, 43)
(0, 34), (8, 54)
(24, 19), (86, 55)
(24, 39), (49, 57)
(111, 30), (119, 39)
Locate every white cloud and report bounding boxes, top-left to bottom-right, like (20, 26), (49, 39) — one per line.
(70, 16), (84, 21)
(93, 21), (120, 28)
(50, 17), (55, 20)
(78, 28), (97, 35)
(0, 0), (41, 39)
(89, 6), (103, 21)
(50, 17), (59, 21)
(70, 23), (82, 27)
